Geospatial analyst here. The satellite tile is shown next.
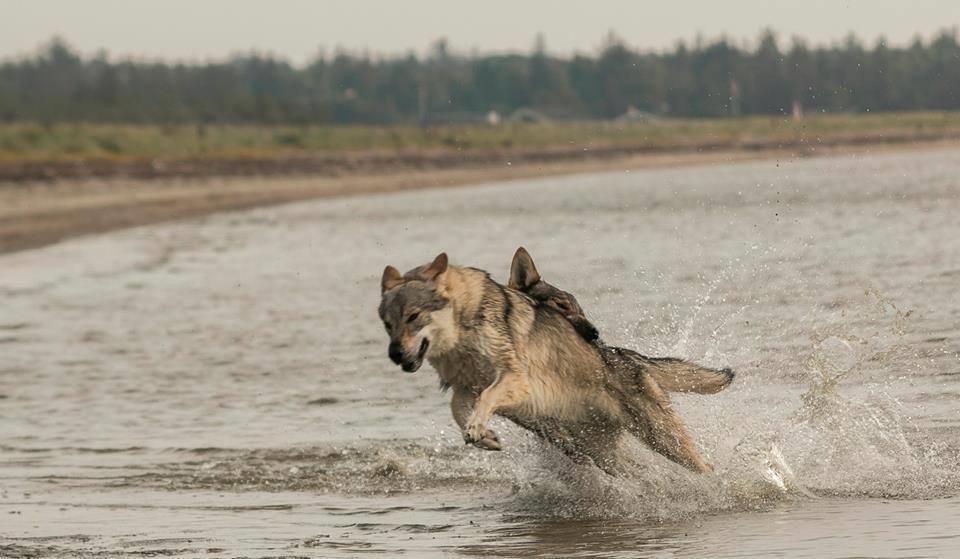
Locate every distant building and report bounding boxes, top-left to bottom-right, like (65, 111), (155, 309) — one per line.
(614, 105), (659, 123)
(792, 101), (803, 120)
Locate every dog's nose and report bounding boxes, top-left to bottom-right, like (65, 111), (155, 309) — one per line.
(388, 342), (403, 365)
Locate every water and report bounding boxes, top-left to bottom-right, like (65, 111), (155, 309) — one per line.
(2, 147), (960, 557)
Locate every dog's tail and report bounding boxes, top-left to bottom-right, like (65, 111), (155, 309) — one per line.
(642, 357), (735, 394)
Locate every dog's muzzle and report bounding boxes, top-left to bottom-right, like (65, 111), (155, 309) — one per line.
(389, 339), (430, 373)
(388, 342), (404, 365)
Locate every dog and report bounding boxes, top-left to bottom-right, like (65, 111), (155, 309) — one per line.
(378, 252), (730, 474)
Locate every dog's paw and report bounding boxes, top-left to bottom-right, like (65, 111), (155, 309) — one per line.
(463, 424), (500, 451)
(473, 429), (501, 451)
(463, 422), (484, 444)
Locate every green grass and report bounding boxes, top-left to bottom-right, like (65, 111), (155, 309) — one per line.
(2, 112), (959, 162)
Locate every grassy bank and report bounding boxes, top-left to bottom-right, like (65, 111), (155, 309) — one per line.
(2, 112), (960, 162)
(3, 123), (958, 253)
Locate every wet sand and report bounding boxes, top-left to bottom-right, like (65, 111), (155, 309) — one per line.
(3, 140), (958, 254)
(2, 146), (960, 557)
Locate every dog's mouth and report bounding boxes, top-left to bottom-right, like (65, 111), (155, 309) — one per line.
(401, 339), (430, 373)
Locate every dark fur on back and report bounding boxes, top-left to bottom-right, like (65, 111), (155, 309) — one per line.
(508, 247), (600, 341)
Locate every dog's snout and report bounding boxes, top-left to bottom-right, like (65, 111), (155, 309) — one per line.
(388, 342), (404, 365)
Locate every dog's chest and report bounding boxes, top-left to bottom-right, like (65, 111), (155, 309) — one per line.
(428, 347), (497, 394)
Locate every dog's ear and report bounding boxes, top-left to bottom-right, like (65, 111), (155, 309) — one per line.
(381, 265), (403, 293)
(421, 252), (448, 282)
(509, 246), (540, 290)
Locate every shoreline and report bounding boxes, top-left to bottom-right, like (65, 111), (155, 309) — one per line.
(2, 138), (958, 255)
(4, 126), (960, 183)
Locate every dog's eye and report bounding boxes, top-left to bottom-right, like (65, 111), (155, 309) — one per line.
(383, 321), (393, 330)
(406, 312), (419, 323)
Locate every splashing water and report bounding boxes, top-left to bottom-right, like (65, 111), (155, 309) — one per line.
(500, 286), (959, 521)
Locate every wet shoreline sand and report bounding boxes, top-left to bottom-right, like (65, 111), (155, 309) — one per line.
(2, 138), (958, 254)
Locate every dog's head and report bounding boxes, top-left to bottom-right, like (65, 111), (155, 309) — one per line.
(378, 253), (452, 373)
(508, 247), (600, 342)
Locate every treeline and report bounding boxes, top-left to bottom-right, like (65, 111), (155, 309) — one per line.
(1, 30), (959, 125)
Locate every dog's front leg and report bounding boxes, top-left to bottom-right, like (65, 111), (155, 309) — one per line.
(464, 372), (530, 446)
(451, 387), (501, 450)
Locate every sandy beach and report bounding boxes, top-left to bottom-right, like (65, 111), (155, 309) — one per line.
(3, 138), (959, 254)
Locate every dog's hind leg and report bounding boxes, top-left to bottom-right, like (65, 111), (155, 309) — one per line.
(572, 427), (629, 476)
(623, 375), (713, 473)
(505, 414), (592, 466)
(451, 387), (501, 451)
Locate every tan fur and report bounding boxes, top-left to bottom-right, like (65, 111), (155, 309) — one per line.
(429, 266), (616, 425)
(378, 253), (719, 474)
(642, 358), (734, 394)
(507, 247), (735, 397)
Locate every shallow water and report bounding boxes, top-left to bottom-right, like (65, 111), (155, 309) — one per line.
(2, 148), (960, 557)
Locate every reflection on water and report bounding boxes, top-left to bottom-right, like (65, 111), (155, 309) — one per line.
(2, 147), (960, 557)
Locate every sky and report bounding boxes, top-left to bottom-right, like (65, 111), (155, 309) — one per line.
(1, 0), (959, 63)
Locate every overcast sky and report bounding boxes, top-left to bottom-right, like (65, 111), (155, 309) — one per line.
(2, 0), (959, 63)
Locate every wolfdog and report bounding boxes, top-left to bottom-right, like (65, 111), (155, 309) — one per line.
(378, 252), (732, 474)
